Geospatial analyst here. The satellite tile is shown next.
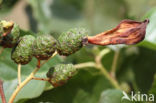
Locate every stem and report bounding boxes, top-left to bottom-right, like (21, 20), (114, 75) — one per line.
(41, 51), (57, 66)
(96, 64), (120, 89)
(17, 64), (21, 85)
(0, 80), (6, 103)
(8, 67), (40, 103)
(74, 62), (96, 69)
(8, 52), (57, 103)
(32, 77), (50, 81)
(95, 48), (120, 89)
(95, 48), (110, 64)
(37, 60), (41, 68)
(74, 62), (121, 89)
(74, 49), (121, 89)
(110, 50), (120, 78)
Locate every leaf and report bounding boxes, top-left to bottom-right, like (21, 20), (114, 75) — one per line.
(145, 9), (156, 44)
(137, 41), (156, 51)
(0, 48), (62, 103)
(139, 8), (156, 50)
(149, 74), (156, 101)
(3, 78), (45, 103)
(99, 89), (131, 103)
(24, 70), (113, 103)
(131, 47), (156, 93)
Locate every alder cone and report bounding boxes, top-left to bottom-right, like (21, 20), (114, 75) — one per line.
(57, 28), (88, 56)
(46, 64), (77, 87)
(11, 35), (35, 65)
(33, 35), (56, 60)
(0, 23), (20, 48)
(0, 20), (13, 37)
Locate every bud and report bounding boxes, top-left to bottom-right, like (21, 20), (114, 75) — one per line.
(33, 35), (56, 60)
(46, 64), (77, 87)
(11, 35), (35, 65)
(57, 28), (88, 56)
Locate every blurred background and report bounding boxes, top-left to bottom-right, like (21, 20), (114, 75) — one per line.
(0, 0), (156, 103)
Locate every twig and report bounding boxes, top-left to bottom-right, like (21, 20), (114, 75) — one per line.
(0, 80), (6, 103)
(96, 64), (120, 89)
(110, 50), (120, 78)
(17, 64), (21, 85)
(8, 66), (40, 103)
(74, 62), (96, 69)
(74, 48), (120, 89)
(37, 60), (41, 68)
(32, 77), (50, 81)
(41, 51), (57, 66)
(95, 48), (120, 89)
(95, 48), (110, 65)
(8, 52), (57, 103)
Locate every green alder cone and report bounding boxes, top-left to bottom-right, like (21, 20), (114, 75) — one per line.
(46, 64), (77, 87)
(57, 28), (88, 56)
(33, 35), (56, 60)
(11, 35), (35, 65)
(0, 23), (20, 48)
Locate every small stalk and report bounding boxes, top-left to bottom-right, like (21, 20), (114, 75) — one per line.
(95, 49), (120, 89)
(18, 64), (21, 85)
(37, 60), (41, 68)
(8, 66), (40, 103)
(8, 52), (57, 103)
(32, 77), (50, 81)
(74, 48), (121, 89)
(110, 50), (120, 78)
(0, 80), (6, 103)
(96, 63), (120, 89)
(74, 62), (96, 69)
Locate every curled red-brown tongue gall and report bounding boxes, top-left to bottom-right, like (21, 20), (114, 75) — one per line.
(88, 19), (149, 46)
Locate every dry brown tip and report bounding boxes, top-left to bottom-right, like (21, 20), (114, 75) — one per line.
(88, 19), (149, 46)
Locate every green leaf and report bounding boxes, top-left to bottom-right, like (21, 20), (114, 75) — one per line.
(3, 78), (45, 103)
(25, 70), (113, 103)
(149, 74), (156, 101)
(131, 47), (156, 93)
(0, 48), (62, 103)
(115, 47), (156, 93)
(145, 8), (156, 44)
(139, 8), (156, 50)
(99, 89), (131, 103)
(137, 41), (156, 51)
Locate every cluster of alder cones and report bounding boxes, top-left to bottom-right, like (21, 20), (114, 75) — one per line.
(0, 19), (149, 86)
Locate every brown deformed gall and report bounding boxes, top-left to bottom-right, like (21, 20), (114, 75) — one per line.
(88, 19), (149, 45)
